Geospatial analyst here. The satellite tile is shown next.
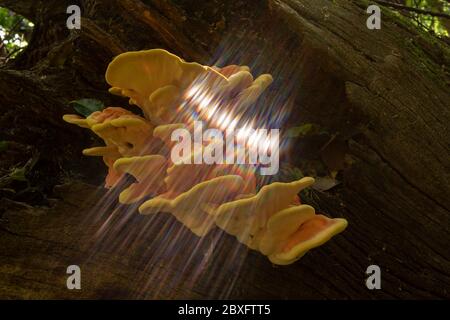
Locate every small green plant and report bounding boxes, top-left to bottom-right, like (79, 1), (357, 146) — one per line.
(405, 0), (450, 36)
(0, 7), (34, 60)
(69, 99), (105, 117)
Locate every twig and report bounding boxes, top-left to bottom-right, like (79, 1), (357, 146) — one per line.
(319, 133), (338, 152)
(4, 46), (24, 61)
(0, 35), (5, 54)
(373, 0), (450, 19)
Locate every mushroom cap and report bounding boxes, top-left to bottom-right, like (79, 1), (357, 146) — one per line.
(268, 216), (348, 265)
(91, 116), (153, 157)
(105, 49), (274, 125)
(62, 114), (90, 128)
(106, 49), (226, 99)
(113, 155), (167, 204)
(62, 48), (348, 264)
(105, 49), (228, 123)
(214, 177), (316, 239)
(63, 107), (134, 129)
(148, 85), (182, 123)
(82, 145), (121, 157)
(213, 177), (348, 264)
(139, 175), (245, 236)
(88, 107), (133, 126)
(259, 205), (316, 255)
(153, 123), (186, 150)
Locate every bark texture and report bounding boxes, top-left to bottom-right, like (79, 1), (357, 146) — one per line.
(0, 0), (449, 299)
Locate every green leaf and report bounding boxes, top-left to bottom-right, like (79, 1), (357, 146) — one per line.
(69, 99), (105, 117)
(9, 167), (27, 182)
(0, 141), (8, 152)
(286, 123), (314, 138)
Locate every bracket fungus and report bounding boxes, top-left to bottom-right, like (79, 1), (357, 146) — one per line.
(63, 49), (347, 265)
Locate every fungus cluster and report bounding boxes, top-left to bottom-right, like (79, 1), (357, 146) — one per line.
(63, 49), (347, 265)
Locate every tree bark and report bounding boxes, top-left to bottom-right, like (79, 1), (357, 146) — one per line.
(0, 0), (449, 299)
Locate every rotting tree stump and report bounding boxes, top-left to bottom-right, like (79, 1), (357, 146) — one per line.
(0, 0), (449, 299)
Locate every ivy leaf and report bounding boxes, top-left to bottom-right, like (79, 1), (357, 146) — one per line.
(69, 99), (105, 117)
(286, 123), (314, 138)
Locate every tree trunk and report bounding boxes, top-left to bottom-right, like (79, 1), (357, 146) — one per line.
(0, 0), (449, 299)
